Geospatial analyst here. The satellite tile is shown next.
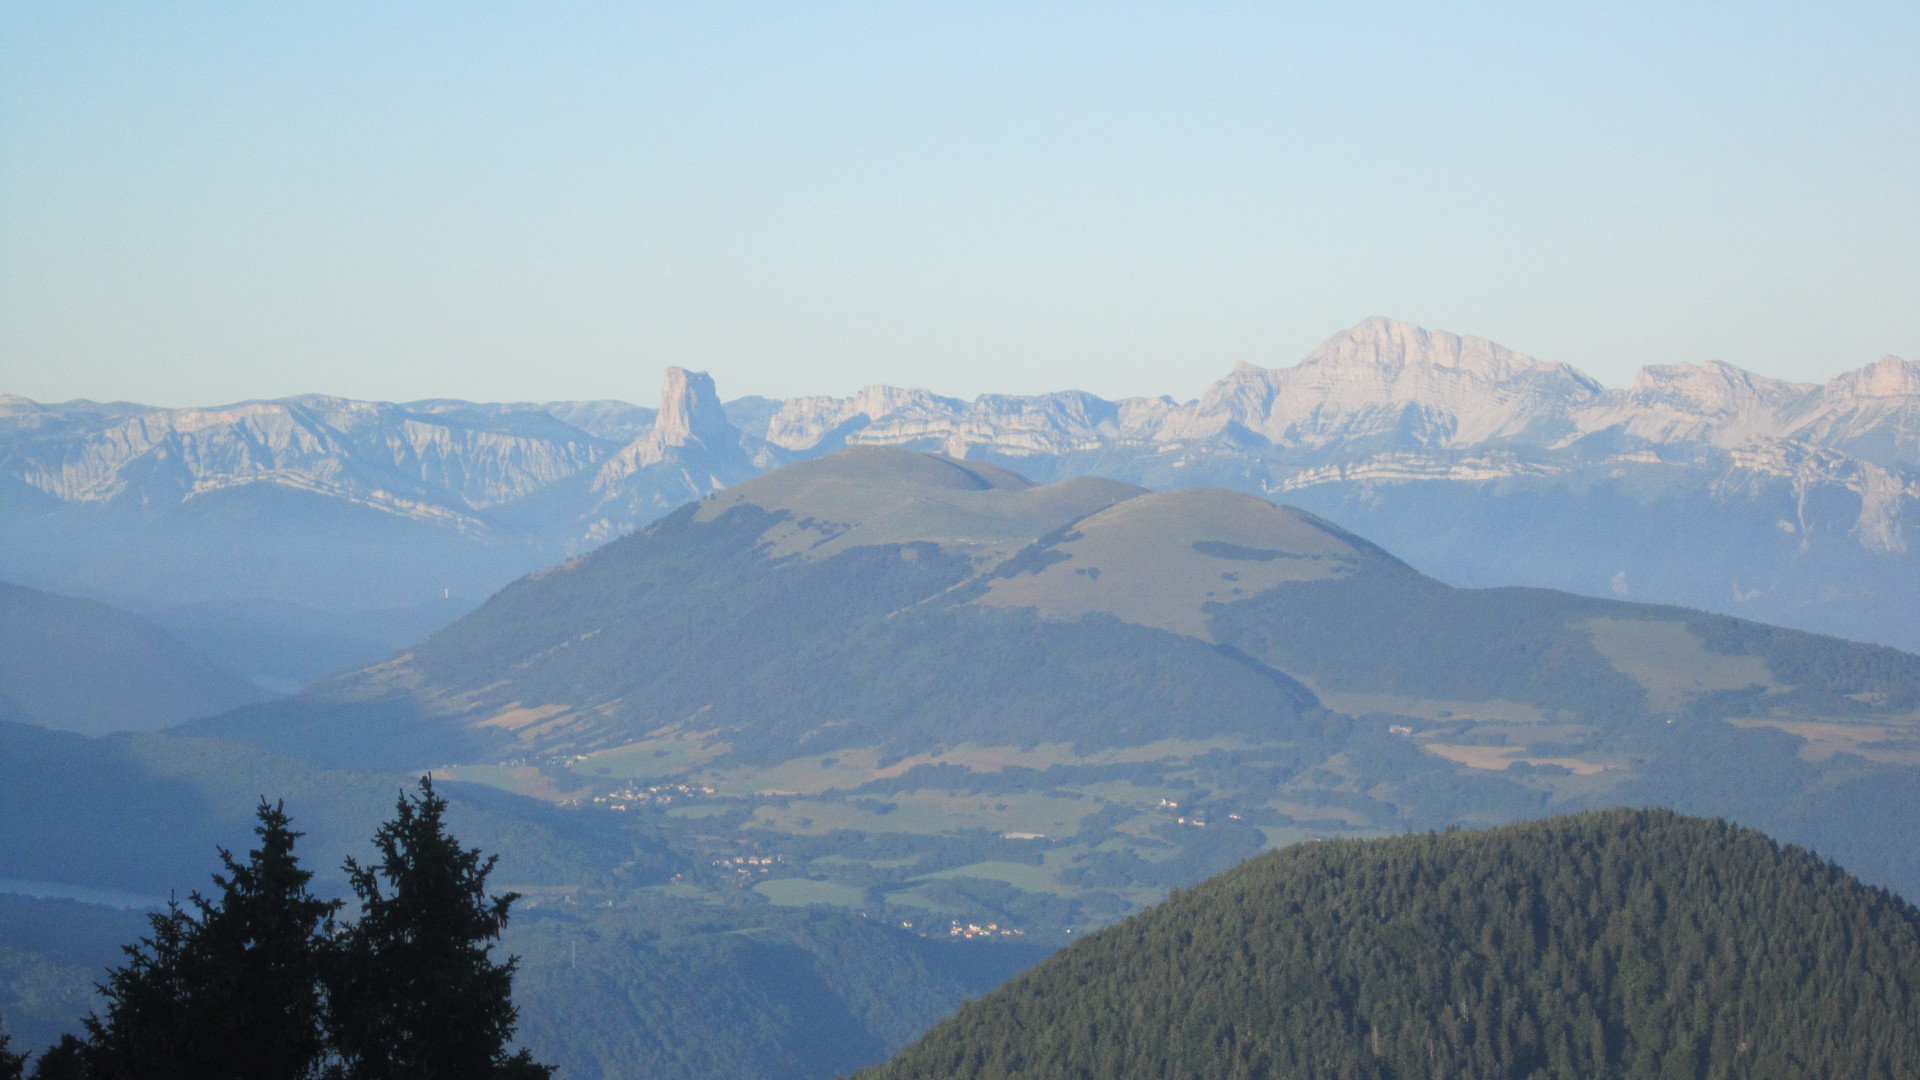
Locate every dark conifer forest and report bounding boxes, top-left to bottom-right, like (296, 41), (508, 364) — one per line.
(860, 809), (1920, 1080)
(18, 781), (548, 1080)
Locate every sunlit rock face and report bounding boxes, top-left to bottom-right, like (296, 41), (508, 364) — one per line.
(2, 319), (1915, 647)
(0, 373), (777, 608)
(761, 385), (1148, 458)
(3, 395), (610, 524)
(757, 318), (1612, 457)
(583, 367), (785, 538)
(1570, 361), (1816, 449)
(1779, 356), (1920, 469)
(1205, 318), (1607, 449)
(751, 320), (1916, 479)
(594, 367), (753, 482)
(723, 320), (1919, 650)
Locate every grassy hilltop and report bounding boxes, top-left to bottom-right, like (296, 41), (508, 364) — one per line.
(190, 447), (1920, 925)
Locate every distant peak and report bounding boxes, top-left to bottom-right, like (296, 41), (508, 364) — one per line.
(1629, 359), (1813, 393)
(1299, 317), (1601, 393)
(655, 367), (737, 446)
(1313, 315), (1459, 357)
(1352, 314), (1411, 332)
(1307, 318), (1477, 369)
(1827, 355), (1920, 399)
(851, 384), (961, 418)
(0, 394), (42, 417)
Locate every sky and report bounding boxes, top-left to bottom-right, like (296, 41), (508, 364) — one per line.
(2, 3), (1916, 408)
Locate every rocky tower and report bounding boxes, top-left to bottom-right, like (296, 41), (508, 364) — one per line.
(652, 367), (738, 449)
(582, 367), (772, 530)
(596, 367), (745, 479)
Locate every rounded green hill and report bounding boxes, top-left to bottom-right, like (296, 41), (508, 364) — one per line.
(858, 809), (1920, 1080)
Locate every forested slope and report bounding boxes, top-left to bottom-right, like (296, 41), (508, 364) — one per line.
(0, 582), (263, 735)
(862, 809), (1920, 1080)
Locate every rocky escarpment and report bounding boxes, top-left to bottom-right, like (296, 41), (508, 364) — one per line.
(0, 375), (781, 609)
(754, 318), (1613, 456)
(1, 395), (613, 526)
(582, 367), (786, 541)
(0, 372), (778, 540)
(4, 318), (1916, 647)
(8, 318), (1911, 540)
(752, 318), (1917, 469)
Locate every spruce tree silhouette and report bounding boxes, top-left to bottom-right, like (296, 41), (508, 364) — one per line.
(24, 1035), (86, 1080)
(61, 800), (339, 1080)
(325, 778), (551, 1080)
(0, 1023), (25, 1080)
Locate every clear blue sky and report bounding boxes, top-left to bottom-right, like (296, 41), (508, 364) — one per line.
(2, 3), (1915, 407)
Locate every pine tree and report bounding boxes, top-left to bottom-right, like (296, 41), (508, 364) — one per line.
(325, 778), (551, 1080)
(65, 799), (339, 1080)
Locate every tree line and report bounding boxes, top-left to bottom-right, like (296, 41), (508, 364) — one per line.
(0, 779), (549, 1080)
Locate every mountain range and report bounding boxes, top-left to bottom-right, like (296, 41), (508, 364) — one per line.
(5, 318), (1916, 666)
(191, 446), (1920, 913)
(1, 313), (1915, 1077)
(7, 444), (1920, 1079)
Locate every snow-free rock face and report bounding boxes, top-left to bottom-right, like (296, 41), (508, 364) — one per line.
(751, 320), (1915, 467)
(1829, 355), (1920, 400)
(584, 368), (785, 540)
(764, 385), (960, 450)
(1778, 356), (1920, 469)
(1722, 439), (1920, 554)
(595, 367), (747, 480)
(4, 321), (1917, 649)
(653, 368), (736, 448)
(534, 400), (656, 443)
(1571, 361), (1816, 449)
(713, 324), (1920, 650)
(0, 378), (776, 609)
(0, 394), (42, 418)
(758, 318), (1615, 456)
(1223, 317), (1607, 448)
(762, 385), (1141, 458)
(1, 395), (612, 524)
